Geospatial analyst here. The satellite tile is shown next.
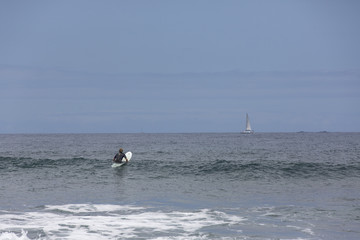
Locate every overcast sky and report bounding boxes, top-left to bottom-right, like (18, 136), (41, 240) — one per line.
(1, 0), (359, 133)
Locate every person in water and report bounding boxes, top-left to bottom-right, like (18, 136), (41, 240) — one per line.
(113, 148), (128, 163)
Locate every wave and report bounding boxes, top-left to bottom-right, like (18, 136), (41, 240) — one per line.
(133, 159), (360, 180)
(0, 204), (245, 240)
(0, 203), (332, 240)
(0, 156), (105, 171)
(1, 156), (359, 180)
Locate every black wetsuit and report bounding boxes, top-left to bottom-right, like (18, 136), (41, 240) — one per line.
(114, 152), (126, 163)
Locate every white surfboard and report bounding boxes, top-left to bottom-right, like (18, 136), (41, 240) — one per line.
(111, 151), (132, 168)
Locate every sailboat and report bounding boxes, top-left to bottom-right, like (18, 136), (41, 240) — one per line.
(242, 113), (254, 134)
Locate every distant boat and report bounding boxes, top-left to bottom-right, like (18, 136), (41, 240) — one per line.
(242, 113), (254, 134)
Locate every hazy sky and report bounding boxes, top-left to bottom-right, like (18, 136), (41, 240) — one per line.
(1, 0), (359, 133)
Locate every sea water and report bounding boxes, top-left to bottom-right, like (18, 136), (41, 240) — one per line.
(0, 133), (359, 240)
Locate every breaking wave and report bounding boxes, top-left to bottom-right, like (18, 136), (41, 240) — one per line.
(0, 204), (245, 240)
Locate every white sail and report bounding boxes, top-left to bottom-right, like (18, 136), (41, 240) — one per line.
(246, 113), (252, 131)
(242, 113), (254, 134)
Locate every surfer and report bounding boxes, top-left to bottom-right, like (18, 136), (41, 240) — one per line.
(113, 148), (128, 163)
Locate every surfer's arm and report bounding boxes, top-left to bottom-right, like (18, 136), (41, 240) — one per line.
(125, 157), (128, 163)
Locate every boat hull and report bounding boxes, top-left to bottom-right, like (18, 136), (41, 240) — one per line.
(241, 130), (254, 134)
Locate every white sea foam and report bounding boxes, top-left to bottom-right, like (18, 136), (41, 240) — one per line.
(0, 204), (244, 240)
(44, 204), (144, 213)
(0, 230), (30, 240)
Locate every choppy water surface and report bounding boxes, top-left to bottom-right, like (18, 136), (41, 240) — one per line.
(0, 133), (359, 239)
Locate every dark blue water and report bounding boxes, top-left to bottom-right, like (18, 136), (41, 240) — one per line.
(0, 133), (359, 239)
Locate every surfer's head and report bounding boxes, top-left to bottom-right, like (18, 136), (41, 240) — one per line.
(119, 148), (123, 153)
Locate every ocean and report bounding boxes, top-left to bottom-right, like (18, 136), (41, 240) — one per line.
(0, 132), (359, 240)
